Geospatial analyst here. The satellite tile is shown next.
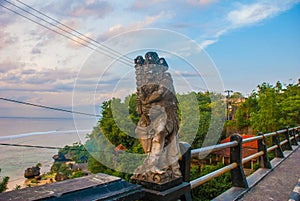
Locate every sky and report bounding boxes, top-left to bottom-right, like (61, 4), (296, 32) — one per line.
(0, 0), (299, 118)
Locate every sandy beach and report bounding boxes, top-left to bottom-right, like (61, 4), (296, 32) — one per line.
(6, 178), (26, 191)
(0, 129), (89, 192)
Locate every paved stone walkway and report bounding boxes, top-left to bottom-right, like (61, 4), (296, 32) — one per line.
(239, 147), (300, 201)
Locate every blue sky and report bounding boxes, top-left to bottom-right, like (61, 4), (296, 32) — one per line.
(0, 0), (299, 117)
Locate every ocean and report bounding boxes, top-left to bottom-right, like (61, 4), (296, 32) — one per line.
(0, 117), (96, 190)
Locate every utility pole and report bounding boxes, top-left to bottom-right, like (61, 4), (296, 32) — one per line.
(225, 90), (233, 120)
(225, 90), (233, 98)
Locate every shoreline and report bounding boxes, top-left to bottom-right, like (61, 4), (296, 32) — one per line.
(6, 178), (26, 191)
(1, 131), (89, 192)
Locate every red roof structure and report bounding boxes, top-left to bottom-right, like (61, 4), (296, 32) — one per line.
(214, 134), (258, 158)
(115, 144), (127, 152)
(220, 134), (258, 149)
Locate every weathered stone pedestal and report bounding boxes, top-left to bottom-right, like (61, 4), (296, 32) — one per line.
(132, 142), (192, 201)
(132, 176), (183, 192)
(142, 182), (191, 201)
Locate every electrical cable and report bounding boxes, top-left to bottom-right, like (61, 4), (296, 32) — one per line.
(0, 2), (132, 67)
(13, 0), (132, 63)
(0, 97), (101, 117)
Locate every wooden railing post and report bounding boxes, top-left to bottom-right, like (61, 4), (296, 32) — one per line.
(230, 134), (248, 188)
(283, 127), (293, 150)
(272, 132), (284, 158)
(296, 128), (300, 142)
(258, 132), (272, 169)
(291, 128), (299, 146)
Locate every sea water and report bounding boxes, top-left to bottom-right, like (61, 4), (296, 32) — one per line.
(0, 117), (96, 190)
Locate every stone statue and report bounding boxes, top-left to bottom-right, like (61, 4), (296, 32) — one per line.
(132, 52), (182, 185)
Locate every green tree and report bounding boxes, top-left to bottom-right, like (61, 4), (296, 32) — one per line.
(51, 163), (72, 177)
(235, 92), (258, 131)
(279, 80), (300, 127)
(251, 82), (281, 133)
(86, 92), (219, 177)
(98, 98), (139, 149)
(58, 142), (88, 163)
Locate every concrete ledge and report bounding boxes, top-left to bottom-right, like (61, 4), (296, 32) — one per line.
(212, 187), (245, 201)
(0, 173), (144, 201)
(212, 168), (272, 201)
(289, 178), (300, 201)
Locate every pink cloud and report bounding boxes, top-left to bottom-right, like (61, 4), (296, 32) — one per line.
(98, 12), (169, 41)
(70, 1), (113, 18)
(187, 0), (218, 6)
(130, 0), (168, 10)
(44, 0), (113, 19)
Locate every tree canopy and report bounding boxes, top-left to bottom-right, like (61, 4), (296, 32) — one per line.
(234, 80), (300, 133)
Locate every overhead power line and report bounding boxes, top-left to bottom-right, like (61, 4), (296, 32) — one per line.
(0, 142), (89, 152)
(0, 97), (101, 117)
(0, 142), (63, 150)
(0, 142), (111, 154)
(14, 0), (133, 63)
(0, 0), (133, 67)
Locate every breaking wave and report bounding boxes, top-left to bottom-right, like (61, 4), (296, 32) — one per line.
(0, 129), (91, 141)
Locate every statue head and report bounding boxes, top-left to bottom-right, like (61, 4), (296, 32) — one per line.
(145, 52), (159, 64)
(134, 56), (144, 65)
(157, 58), (168, 72)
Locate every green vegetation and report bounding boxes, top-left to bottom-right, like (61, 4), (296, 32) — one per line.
(36, 163), (42, 168)
(0, 168), (9, 193)
(70, 171), (85, 179)
(235, 80), (300, 133)
(41, 172), (56, 180)
(49, 79), (299, 199)
(51, 162), (72, 177)
(57, 142), (88, 163)
(50, 142), (89, 179)
(14, 185), (21, 190)
(190, 163), (232, 201)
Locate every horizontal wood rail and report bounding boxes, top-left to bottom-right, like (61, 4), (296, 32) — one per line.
(190, 126), (300, 192)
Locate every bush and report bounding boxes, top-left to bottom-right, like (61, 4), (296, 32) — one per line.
(70, 171), (85, 179)
(0, 168), (9, 193)
(190, 163), (232, 201)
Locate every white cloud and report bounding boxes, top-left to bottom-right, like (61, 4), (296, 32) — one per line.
(98, 11), (171, 41)
(67, 32), (94, 48)
(198, 0), (300, 49)
(43, 0), (113, 19)
(199, 39), (217, 49)
(228, 2), (291, 26)
(0, 0), (299, 115)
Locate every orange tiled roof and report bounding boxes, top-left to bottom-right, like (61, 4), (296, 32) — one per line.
(214, 134), (258, 158)
(115, 144), (127, 151)
(220, 134), (258, 149)
(214, 147), (257, 158)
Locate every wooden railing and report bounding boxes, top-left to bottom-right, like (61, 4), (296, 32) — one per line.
(189, 126), (300, 199)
